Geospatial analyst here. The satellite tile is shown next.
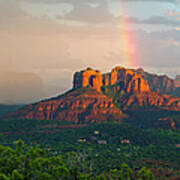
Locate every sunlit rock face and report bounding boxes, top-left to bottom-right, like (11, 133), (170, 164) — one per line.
(119, 92), (180, 111)
(4, 88), (124, 122)
(72, 66), (180, 112)
(73, 68), (102, 92)
(73, 66), (150, 94)
(102, 66), (177, 94)
(136, 68), (176, 93)
(103, 66), (150, 93)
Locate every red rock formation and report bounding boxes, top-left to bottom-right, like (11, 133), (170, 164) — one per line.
(73, 68), (102, 92)
(110, 68), (118, 85)
(136, 68), (176, 93)
(73, 66), (180, 96)
(103, 74), (109, 86)
(73, 66), (154, 94)
(5, 88), (125, 122)
(102, 66), (150, 94)
(74, 66), (151, 94)
(119, 92), (180, 111)
(126, 74), (150, 93)
(4, 66), (180, 123)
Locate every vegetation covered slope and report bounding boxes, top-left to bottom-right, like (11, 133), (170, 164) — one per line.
(3, 88), (125, 123)
(170, 87), (180, 98)
(0, 140), (156, 180)
(0, 105), (23, 117)
(0, 120), (179, 179)
(102, 84), (180, 129)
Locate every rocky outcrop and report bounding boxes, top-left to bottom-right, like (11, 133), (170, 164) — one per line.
(102, 67), (149, 91)
(73, 68), (102, 92)
(103, 74), (109, 86)
(73, 66), (180, 95)
(103, 67), (150, 93)
(136, 68), (176, 93)
(119, 92), (180, 111)
(126, 74), (150, 93)
(110, 68), (118, 85)
(4, 88), (125, 122)
(74, 66), (150, 94)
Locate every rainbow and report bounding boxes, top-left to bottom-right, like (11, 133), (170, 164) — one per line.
(118, 10), (139, 67)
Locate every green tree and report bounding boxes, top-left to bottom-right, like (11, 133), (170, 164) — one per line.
(137, 167), (155, 180)
(118, 163), (133, 180)
(96, 174), (107, 180)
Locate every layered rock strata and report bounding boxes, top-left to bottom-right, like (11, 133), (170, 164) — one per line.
(73, 68), (102, 92)
(74, 66), (150, 94)
(4, 89), (124, 122)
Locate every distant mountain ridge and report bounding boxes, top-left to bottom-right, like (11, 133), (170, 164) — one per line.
(3, 66), (180, 123)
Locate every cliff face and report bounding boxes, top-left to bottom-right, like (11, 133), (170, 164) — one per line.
(73, 66), (178, 94)
(5, 88), (124, 122)
(73, 66), (150, 94)
(108, 67), (150, 93)
(119, 92), (180, 111)
(73, 68), (102, 92)
(136, 68), (176, 93)
(73, 66), (180, 112)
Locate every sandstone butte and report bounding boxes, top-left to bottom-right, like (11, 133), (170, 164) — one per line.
(3, 66), (180, 122)
(73, 66), (151, 93)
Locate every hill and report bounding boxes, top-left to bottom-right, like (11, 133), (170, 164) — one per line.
(4, 88), (125, 122)
(3, 66), (180, 127)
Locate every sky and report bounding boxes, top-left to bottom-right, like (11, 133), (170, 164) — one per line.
(0, 0), (180, 104)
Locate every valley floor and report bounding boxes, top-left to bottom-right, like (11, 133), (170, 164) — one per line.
(0, 120), (179, 179)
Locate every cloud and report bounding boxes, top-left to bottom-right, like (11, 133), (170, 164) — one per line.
(1, 0), (178, 29)
(56, 2), (115, 24)
(140, 16), (180, 26)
